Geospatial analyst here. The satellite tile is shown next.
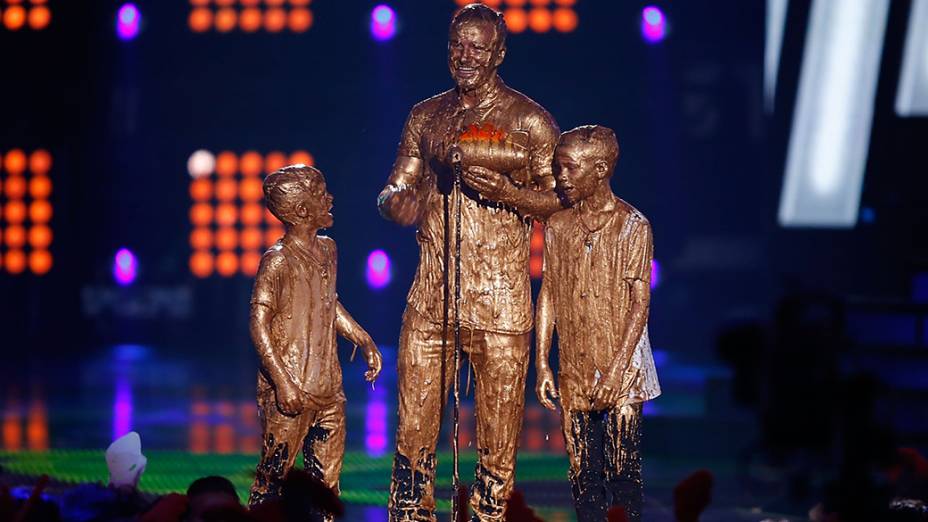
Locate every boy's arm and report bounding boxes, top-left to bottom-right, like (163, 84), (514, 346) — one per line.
(250, 254), (302, 414)
(535, 226), (559, 410)
(335, 300), (382, 382)
(592, 221), (653, 409)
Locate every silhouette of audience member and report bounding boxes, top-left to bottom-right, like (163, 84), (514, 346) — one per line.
(673, 469), (712, 522)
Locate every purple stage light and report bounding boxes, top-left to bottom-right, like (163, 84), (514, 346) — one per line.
(116, 3), (140, 41)
(366, 249), (392, 289)
(113, 248), (138, 286)
(641, 6), (666, 43)
(113, 375), (132, 440)
(370, 5), (397, 42)
(364, 396), (388, 456)
(650, 259), (661, 289)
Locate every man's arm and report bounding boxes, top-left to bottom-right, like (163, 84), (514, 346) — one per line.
(250, 254), (302, 414)
(535, 226), (559, 410)
(378, 105), (426, 226)
(335, 300), (382, 382)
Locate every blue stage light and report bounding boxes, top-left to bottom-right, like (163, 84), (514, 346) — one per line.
(116, 3), (140, 41)
(370, 5), (397, 42)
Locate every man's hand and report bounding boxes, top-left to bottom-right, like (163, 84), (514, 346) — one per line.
(276, 381), (303, 416)
(377, 184), (420, 226)
(535, 367), (559, 411)
(362, 341), (383, 383)
(590, 369), (626, 410)
(461, 166), (514, 203)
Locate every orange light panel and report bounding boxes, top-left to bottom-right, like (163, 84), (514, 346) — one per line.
(189, 3), (314, 33)
(1, 149), (54, 275)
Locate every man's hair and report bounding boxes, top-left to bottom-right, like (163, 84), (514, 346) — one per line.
(263, 164), (323, 226)
(450, 3), (507, 51)
(186, 475), (238, 500)
(560, 125), (620, 172)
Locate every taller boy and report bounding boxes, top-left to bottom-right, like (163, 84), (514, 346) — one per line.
(536, 126), (661, 522)
(377, 4), (561, 521)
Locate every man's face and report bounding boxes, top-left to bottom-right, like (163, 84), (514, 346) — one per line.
(448, 20), (502, 91)
(554, 141), (603, 207)
(301, 177), (334, 229)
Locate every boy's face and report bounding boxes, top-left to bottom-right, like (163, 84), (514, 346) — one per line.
(554, 140), (605, 207)
(297, 176), (334, 229)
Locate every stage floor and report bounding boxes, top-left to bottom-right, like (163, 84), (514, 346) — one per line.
(0, 344), (805, 520)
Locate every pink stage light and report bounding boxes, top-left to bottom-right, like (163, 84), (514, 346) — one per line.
(370, 5), (397, 42)
(641, 6), (666, 44)
(366, 249), (392, 289)
(116, 3), (141, 41)
(113, 248), (138, 286)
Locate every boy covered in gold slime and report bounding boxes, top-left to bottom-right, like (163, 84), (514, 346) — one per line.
(536, 126), (661, 522)
(248, 165), (383, 507)
(377, 4), (561, 521)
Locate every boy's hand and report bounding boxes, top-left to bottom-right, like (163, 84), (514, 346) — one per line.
(591, 369), (626, 410)
(535, 367), (559, 410)
(362, 341), (382, 383)
(276, 381), (303, 416)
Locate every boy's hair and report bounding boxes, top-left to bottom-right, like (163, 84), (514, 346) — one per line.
(186, 475), (238, 500)
(450, 3), (507, 51)
(263, 164), (323, 226)
(560, 125), (620, 172)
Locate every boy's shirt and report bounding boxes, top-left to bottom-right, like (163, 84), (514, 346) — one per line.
(251, 235), (345, 407)
(544, 196), (661, 411)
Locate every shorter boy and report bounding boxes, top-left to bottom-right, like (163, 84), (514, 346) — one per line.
(535, 126), (661, 522)
(249, 165), (382, 507)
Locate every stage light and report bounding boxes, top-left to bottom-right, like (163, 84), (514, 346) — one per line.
(895, 0), (928, 116)
(365, 392), (388, 456)
(113, 376), (132, 440)
(215, 151), (237, 177)
(215, 227), (237, 250)
(555, 0), (576, 5)
(4, 201), (26, 224)
(779, 0), (889, 227)
(3, 5), (26, 31)
(29, 250), (51, 275)
(189, 178), (212, 202)
(4, 226), (26, 249)
(366, 249), (392, 289)
(214, 7), (236, 33)
(216, 251), (238, 276)
(241, 203), (263, 226)
(190, 251), (214, 278)
(240, 250), (261, 276)
(116, 3), (141, 41)
(28, 150), (51, 176)
(187, 149), (215, 178)
(289, 150), (314, 166)
(188, 8), (212, 32)
(215, 178), (237, 202)
(239, 7), (261, 32)
(28, 200), (52, 223)
(765, 0), (788, 112)
(4, 149), (26, 175)
(650, 259), (661, 289)
(4, 176), (26, 199)
(504, 9), (528, 34)
(189, 228), (213, 250)
(28, 226), (52, 250)
(28, 176), (51, 199)
(641, 6), (667, 43)
(215, 203), (237, 226)
(240, 227), (263, 250)
(113, 248), (138, 286)
(552, 7), (577, 32)
(239, 178), (263, 202)
(5, 250), (26, 274)
(508, 0), (528, 6)
(263, 8), (286, 32)
(288, 8), (312, 33)
(239, 151), (263, 177)
(370, 5), (397, 42)
(529, 221), (544, 279)
(265, 227), (283, 247)
(27, 5), (50, 30)
(528, 8), (551, 33)
(189, 203), (213, 226)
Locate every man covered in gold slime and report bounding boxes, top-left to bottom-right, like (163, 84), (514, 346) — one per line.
(536, 126), (661, 522)
(249, 165), (383, 507)
(377, 4), (561, 521)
